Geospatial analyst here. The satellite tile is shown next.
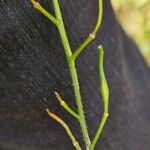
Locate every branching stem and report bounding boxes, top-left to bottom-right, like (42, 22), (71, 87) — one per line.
(55, 92), (81, 120)
(71, 0), (103, 60)
(31, 0), (59, 27)
(52, 0), (91, 149)
(31, 1), (109, 150)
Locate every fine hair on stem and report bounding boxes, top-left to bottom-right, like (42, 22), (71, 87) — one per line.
(30, 0), (109, 149)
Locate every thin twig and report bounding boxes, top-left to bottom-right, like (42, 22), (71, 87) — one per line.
(46, 109), (81, 150)
(31, 0), (60, 27)
(55, 91), (81, 120)
(90, 46), (109, 150)
(71, 0), (103, 60)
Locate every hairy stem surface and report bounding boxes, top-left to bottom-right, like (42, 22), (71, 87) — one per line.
(31, 0), (108, 149)
(52, 0), (91, 149)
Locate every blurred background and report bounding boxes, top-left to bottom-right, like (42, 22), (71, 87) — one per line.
(111, 0), (150, 66)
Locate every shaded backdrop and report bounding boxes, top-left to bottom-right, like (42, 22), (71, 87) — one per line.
(0, 0), (150, 150)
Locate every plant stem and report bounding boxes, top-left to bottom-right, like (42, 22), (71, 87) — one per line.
(90, 113), (108, 150)
(90, 46), (109, 150)
(71, 0), (103, 60)
(68, 60), (91, 149)
(31, 1), (108, 149)
(55, 92), (81, 120)
(52, 0), (91, 149)
(46, 109), (81, 150)
(31, 0), (59, 27)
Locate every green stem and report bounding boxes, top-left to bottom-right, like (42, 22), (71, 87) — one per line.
(52, 0), (72, 58)
(31, 0), (59, 27)
(68, 60), (91, 149)
(93, 0), (103, 35)
(90, 46), (109, 149)
(31, 0), (108, 149)
(71, 0), (103, 60)
(90, 113), (108, 150)
(52, 0), (91, 149)
(55, 92), (81, 120)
